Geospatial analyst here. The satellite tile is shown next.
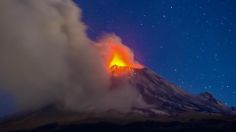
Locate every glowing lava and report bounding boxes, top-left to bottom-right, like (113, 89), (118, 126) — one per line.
(107, 42), (143, 76)
(109, 53), (128, 68)
(109, 52), (132, 76)
(96, 35), (143, 76)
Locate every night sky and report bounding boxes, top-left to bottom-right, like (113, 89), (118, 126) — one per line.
(75, 0), (236, 106)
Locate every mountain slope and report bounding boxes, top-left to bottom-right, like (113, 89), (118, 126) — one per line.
(128, 68), (233, 116)
(0, 67), (235, 131)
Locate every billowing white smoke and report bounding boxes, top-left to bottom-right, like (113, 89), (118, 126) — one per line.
(0, 0), (145, 115)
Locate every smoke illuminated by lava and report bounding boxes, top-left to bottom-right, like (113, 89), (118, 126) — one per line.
(96, 35), (143, 76)
(0, 0), (146, 115)
(109, 53), (127, 68)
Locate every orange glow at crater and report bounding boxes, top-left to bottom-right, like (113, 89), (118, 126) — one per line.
(109, 53), (128, 68)
(96, 35), (143, 76)
(106, 37), (143, 76)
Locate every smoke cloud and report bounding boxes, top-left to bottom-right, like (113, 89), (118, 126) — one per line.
(0, 0), (145, 115)
(95, 34), (143, 70)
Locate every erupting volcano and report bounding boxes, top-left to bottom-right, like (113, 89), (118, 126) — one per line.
(109, 53), (128, 68)
(97, 35), (143, 76)
(108, 44), (143, 76)
(0, 0), (236, 131)
(1, 36), (236, 132)
(108, 50), (136, 76)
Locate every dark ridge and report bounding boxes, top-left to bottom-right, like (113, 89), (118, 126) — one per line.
(199, 92), (219, 104)
(19, 120), (236, 132)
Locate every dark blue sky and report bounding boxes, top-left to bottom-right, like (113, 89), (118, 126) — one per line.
(75, 0), (236, 106)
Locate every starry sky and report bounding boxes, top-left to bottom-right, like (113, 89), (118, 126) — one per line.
(75, 0), (236, 106)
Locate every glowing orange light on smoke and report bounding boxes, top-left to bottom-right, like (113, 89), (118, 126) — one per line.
(109, 53), (128, 68)
(96, 35), (143, 76)
(107, 41), (143, 76)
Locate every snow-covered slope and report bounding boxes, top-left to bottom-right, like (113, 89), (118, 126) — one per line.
(111, 67), (233, 116)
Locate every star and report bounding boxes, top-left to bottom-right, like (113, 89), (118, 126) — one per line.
(75, 0), (236, 106)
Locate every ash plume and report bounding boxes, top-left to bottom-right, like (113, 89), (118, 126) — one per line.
(0, 0), (144, 116)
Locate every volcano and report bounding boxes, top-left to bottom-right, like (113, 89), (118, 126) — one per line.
(110, 67), (235, 116)
(0, 67), (236, 132)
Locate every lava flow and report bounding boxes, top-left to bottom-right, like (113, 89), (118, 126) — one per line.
(107, 41), (143, 76)
(96, 35), (143, 76)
